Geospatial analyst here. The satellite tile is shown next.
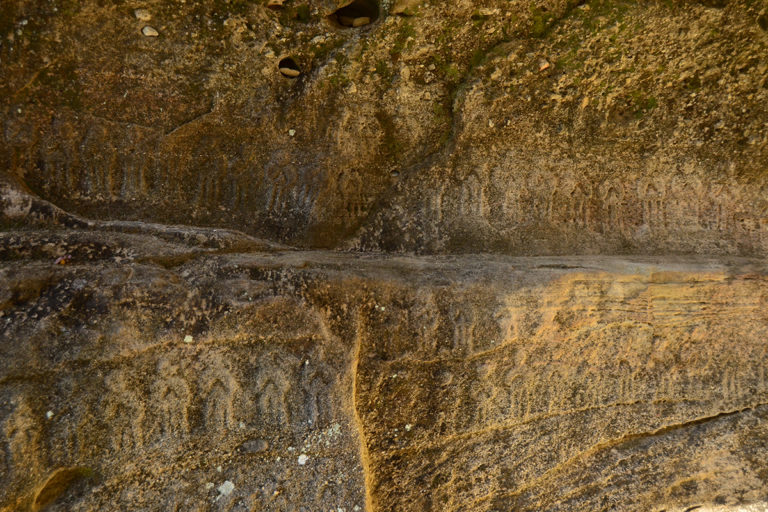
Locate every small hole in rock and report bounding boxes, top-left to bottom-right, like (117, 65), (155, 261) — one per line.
(758, 13), (768, 32)
(278, 57), (301, 78)
(295, 4), (311, 22)
(329, 0), (379, 28)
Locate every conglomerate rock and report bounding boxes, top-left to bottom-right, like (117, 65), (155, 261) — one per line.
(2, 0), (768, 510)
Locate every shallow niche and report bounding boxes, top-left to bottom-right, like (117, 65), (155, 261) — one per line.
(278, 57), (301, 78)
(32, 467), (94, 512)
(329, 0), (379, 28)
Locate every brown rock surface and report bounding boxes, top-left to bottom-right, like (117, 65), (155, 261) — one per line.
(2, 227), (768, 510)
(2, 0), (768, 510)
(1, 0), (766, 253)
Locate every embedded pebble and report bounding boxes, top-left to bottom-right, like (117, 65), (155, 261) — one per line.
(298, 454), (309, 465)
(183, 335), (194, 343)
(279, 67), (301, 78)
(134, 8), (151, 21)
(217, 480), (235, 497)
(46, 410), (54, 420)
(239, 439), (269, 453)
(142, 26), (159, 37)
(391, 0), (420, 15)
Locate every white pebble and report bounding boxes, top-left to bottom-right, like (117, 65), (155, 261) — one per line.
(134, 8), (151, 21)
(288, 129), (296, 137)
(183, 335), (193, 343)
(298, 454), (309, 465)
(405, 424), (412, 431)
(217, 480), (235, 496)
(142, 25), (159, 37)
(46, 410), (54, 419)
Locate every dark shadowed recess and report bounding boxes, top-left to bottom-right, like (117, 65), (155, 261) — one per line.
(329, 0), (379, 27)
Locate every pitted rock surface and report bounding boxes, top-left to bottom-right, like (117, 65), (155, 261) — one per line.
(2, 0), (768, 510)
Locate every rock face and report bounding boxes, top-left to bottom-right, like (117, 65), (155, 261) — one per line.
(2, 0), (768, 510)
(2, 232), (768, 511)
(2, 0), (767, 253)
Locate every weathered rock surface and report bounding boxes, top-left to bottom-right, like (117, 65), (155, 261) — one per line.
(2, 227), (768, 510)
(2, 0), (768, 510)
(1, 0), (766, 253)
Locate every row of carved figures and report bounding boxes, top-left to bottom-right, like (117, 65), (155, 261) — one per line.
(11, 145), (767, 235)
(5, 130), (374, 221)
(369, 361), (768, 443)
(1, 359), (336, 468)
(431, 172), (768, 234)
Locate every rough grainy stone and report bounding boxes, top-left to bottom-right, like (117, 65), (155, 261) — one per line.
(279, 67), (301, 78)
(1, 0), (764, 254)
(0, 226), (767, 511)
(141, 25), (159, 37)
(1, 0), (768, 510)
(133, 9), (151, 22)
(391, 0), (421, 16)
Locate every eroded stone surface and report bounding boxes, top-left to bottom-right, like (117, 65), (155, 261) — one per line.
(2, 0), (768, 510)
(1, 0), (766, 253)
(0, 236), (367, 511)
(1, 230), (767, 510)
